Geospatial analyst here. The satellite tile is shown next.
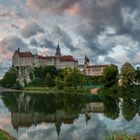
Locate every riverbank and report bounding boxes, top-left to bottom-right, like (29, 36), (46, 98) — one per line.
(106, 131), (140, 140)
(0, 129), (17, 140)
(23, 86), (92, 94)
(0, 86), (94, 94)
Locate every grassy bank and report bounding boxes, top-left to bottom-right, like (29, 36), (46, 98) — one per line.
(23, 86), (91, 94)
(106, 132), (138, 140)
(0, 129), (16, 140)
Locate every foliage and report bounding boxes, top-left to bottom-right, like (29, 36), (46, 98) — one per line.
(33, 66), (57, 81)
(0, 129), (16, 140)
(55, 77), (64, 90)
(84, 76), (103, 85)
(134, 69), (140, 83)
(120, 62), (135, 87)
(29, 66), (58, 86)
(103, 95), (119, 119)
(13, 81), (23, 90)
(102, 64), (118, 88)
(29, 71), (35, 81)
(63, 68), (85, 89)
(1, 68), (17, 88)
(45, 73), (55, 87)
(105, 131), (136, 140)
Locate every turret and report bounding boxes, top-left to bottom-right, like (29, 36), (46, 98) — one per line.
(55, 122), (61, 140)
(17, 48), (20, 52)
(84, 55), (90, 66)
(55, 44), (61, 58)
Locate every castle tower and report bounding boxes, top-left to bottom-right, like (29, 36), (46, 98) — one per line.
(84, 55), (90, 66)
(55, 122), (62, 140)
(55, 44), (61, 58)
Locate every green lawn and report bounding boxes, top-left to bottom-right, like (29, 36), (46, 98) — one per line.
(23, 86), (92, 94)
(105, 131), (138, 140)
(0, 130), (16, 140)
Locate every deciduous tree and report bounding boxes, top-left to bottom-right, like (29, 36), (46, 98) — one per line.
(102, 64), (118, 88)
(120, 62), (135, 87)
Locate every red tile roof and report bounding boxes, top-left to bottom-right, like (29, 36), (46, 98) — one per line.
(60, 55), (77, 62)
(19, 52), (33, 57)
(37, 55), (46, 60)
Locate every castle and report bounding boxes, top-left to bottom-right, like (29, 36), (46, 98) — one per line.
(12, 44), (107, 84)
(12, 44), (78, 80)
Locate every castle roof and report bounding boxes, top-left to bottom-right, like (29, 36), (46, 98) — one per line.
(37, 55), (46, 60)
(19, 52), (33, 57)
(60, 55), (77, 62)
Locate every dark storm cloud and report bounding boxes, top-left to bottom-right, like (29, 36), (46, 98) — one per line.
(26, 0), (140, 62)
(29, 38), (39, 47)
(76, 0), (140, 62)
(27, 0), (80, 13)
(0, 61), (11, 78)
(21, 23), (44, 38)
(30, 38), (56, 49)
(104, 56), (118, 64)
(0, 36), (29, 52)
(52, 26), (78, 51)
(39, 38), (56, 49)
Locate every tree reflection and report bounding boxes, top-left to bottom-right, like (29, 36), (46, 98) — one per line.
(1, 92), (104, 131)
(121, 97), (137, 121)
(103, 95), (119, 120)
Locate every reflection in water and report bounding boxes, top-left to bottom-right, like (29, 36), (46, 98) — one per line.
(0, 92), (104, 139)
(103, 95), (119, 119)
(0, 92), (140, 139)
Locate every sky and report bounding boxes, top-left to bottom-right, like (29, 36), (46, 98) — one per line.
(0, 0), (140, 78)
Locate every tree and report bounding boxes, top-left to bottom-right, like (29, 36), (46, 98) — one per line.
(120, 62), (135, 87)
(1, 68), (17, 88)
(45, 73), (54, 87)
(55, 77), (64, 90)
(13, 81), (23, 89)
(63, 68), (85, 89)
(134, 69), (140, 83)
(102, 64), (118, 88)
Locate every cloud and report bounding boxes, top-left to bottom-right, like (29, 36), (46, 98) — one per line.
(26, 0), (80, 13)
(0, 36), (29, 52)
(29, 38), (39, 47)
(21, 23), (44, 38)
(0, 36), (30, 77)
(51, 26), (78, 51)
(30, 37), (56, 50)
(0, 61), (11, 79)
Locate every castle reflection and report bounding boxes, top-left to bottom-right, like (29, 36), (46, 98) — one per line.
(0, 92), (104, 137)
(1, 91), (139, 139)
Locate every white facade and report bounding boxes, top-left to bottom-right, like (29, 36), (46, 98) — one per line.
(12, 48), (78, 77)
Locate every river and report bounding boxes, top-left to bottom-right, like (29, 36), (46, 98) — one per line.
(0, 92), (139, 140)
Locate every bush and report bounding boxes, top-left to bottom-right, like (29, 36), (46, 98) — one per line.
(1, 69), (17, 88)
(13, 81), (23, 90)
(55, 77), (64, 90)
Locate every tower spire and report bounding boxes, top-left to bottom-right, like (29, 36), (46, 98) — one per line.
(55, 122), (61, 140)
(84, 55), (89, 66)
(55, 44), (61, 57)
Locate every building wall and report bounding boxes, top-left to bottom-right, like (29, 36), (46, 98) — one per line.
(57, 61), (78, 69)
(12, 52), (78, 70)
(12, 52), (21, 67)
(84, 66), (106, 76)
(20, 57), (33, 67)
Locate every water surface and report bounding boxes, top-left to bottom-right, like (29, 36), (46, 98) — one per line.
(0, 92), (140, 140)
